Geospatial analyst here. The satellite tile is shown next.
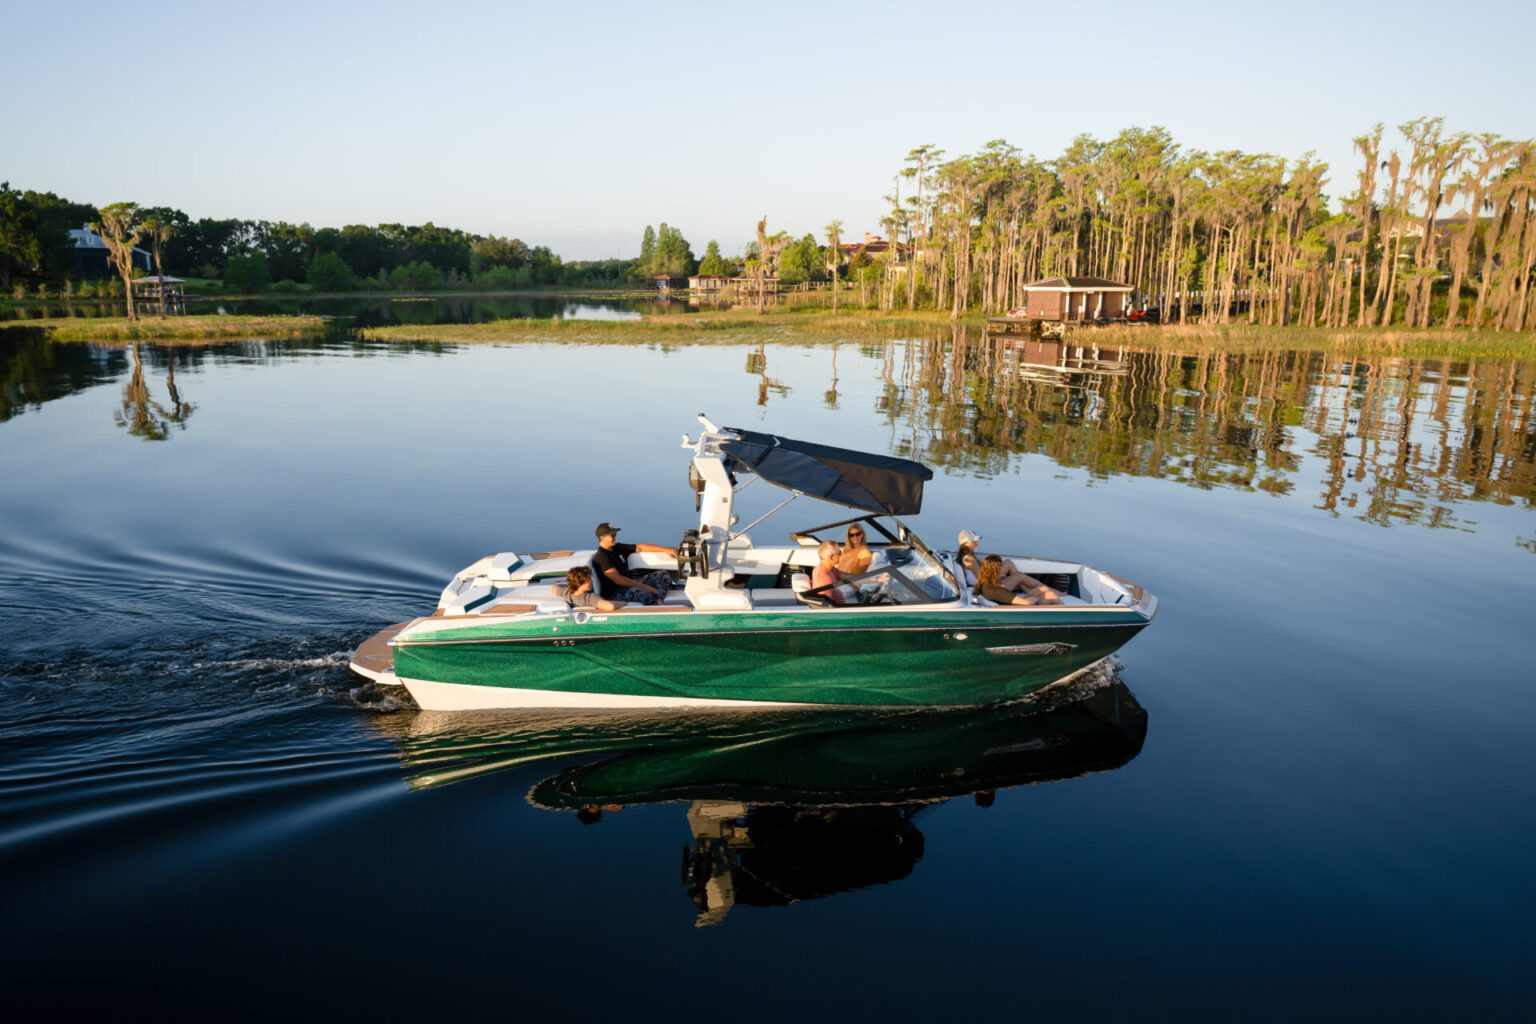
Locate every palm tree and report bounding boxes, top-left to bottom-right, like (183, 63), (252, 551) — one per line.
(824, 219), (843, 313)
(141, 216), (174, 316)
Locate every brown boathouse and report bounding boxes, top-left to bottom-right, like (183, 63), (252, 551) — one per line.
(1016, 276), (1134, 322)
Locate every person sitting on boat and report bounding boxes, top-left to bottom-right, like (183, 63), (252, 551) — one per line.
(593, 522), (677, 606)
(552, 565), (623, 612)
(812, 540), (848, 605)
(974, 554), (1061, 606)
(837, 523), (873, 575)
(958, 529), (1053, 595)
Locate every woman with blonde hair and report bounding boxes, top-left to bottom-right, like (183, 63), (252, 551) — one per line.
(974, 554), (1060, 606)
(837, 523), (873, 575)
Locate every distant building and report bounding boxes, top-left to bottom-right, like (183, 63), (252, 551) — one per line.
(1381, 210), (1493, 244)
(731, 274), (780, 295)
(1016, 276), (1134, 322)
(840, 232), (909, 260)
(654, 274), (688, 292)
(688, 274), (730, 294)
(68, 223), (152, 277)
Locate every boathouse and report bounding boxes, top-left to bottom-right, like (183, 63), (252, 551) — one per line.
(131, 275), (187, 312)
(687, 273), (730, 294)
(1018, 276), (1134, 322)
(653, 274), (688, 293)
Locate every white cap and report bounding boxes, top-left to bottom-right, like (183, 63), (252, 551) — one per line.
(958, 529), (981, 547)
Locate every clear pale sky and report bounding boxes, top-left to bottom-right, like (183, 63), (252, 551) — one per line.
(3, 0), (1529, 260)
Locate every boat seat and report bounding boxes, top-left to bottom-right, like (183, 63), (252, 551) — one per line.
(791, 572), (831, 608)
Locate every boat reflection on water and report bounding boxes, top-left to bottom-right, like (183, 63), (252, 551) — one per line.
(373, 672), (1147, 926)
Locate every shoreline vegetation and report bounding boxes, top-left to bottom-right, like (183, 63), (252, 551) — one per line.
(35, 315), (332, 343)
(354, 305), (1536, 358)
(7, 301), (1532, 357)
(0, 285), (670, 309)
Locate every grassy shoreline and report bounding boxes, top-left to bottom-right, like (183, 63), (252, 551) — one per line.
(358, 310), (1536, 358)
(357, 308), (981, 344)
(1089, 323), (1536, 359)
(7, 302), (1533, 358)
(26, 315), (333, 344)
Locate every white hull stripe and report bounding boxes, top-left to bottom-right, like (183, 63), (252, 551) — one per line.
(397, 676), (821, 711)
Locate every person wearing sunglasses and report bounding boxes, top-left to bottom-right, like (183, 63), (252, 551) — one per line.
(837, 524), (873, 575)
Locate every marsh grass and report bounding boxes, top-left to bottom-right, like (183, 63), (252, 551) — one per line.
(1094, 323), (1536, 359)
(357, 308), (967, 344)
(36, 315), (332, 344)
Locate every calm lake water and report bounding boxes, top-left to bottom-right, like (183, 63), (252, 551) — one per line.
(2, 316), (1534, 1019)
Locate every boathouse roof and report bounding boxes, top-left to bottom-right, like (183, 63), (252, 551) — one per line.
(1023, 276), (1134, 291)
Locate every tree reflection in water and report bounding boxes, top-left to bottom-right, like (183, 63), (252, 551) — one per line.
(114, 343), (194, 441)
(867, 330), (1536, 529)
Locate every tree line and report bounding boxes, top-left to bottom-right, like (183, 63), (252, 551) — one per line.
(862, 121), (1535, 330)
(0, 188), (633, 298)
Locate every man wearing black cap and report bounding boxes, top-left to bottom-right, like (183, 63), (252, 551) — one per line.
(592, 523), (678, 606)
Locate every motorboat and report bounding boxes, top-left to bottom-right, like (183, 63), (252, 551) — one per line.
(350, 415), (1158, 710)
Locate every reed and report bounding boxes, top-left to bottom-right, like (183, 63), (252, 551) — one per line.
(38, 315), (332, 344)
(357, 309), (957, 343)
(1094, 323), (1536, 359)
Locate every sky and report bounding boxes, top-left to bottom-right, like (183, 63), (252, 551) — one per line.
(3, 0), (1531, 260)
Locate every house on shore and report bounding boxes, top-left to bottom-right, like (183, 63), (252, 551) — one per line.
(1016, 276), (1134, 322)
(68, 223), (152, 277)
(839, 232), (909, 261)
(653, 274), (688, 293)
(687, 273), (730, 295)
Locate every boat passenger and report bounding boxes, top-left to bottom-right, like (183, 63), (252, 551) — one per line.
(837, 524), (873, 575)
(593, 522), (678, 606)
(958, 529), (1052, 595)
(975, 554), (1060, 606)
(812, 540), (848, 605)
(552, 565), (623, 612)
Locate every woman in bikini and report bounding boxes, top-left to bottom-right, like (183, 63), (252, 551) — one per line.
(973, 554), (1061, 606)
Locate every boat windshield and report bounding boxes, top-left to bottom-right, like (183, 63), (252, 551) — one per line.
(891, 524), (961, 602)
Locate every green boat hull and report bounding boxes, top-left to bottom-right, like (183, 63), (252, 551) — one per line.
(393, 609), (1148, 706)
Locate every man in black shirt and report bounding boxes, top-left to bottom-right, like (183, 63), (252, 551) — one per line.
(592, 522), (678, 605)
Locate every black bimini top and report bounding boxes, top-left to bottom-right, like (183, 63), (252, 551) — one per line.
(722, 428), (933, 516)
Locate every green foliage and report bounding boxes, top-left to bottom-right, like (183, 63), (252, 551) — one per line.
(222, 252), (272, 293)
(269, 279), (302, 293)
(777, 234), (825, 285)
(698, 240), (733, 276)
(0, 182), (44, 287)
(635, 222), (695, 278)
(469, 235), (530, 274)
(388, 260), (440, 291)
(638, 226), (656, 273)
(307, 251), (355, 292)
